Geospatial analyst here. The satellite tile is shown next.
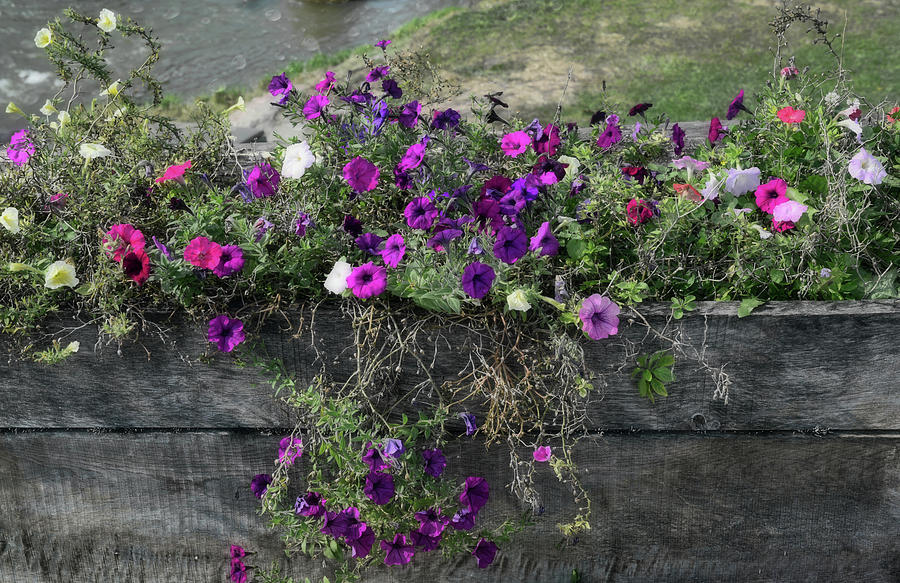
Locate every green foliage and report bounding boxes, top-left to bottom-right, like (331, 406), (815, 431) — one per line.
(633, 351), (676, 401)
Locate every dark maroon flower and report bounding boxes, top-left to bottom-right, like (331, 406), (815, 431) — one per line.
(472, 538), (498, 568)
(493, 227), (528, 264)
(532, 123), (561, 156)
(363, 445), (389, 471)
(356, 232), (384, 255)
(532, 156), (567, 185)
(449, 507), (476, 531)
(589, 110), (607, 126)
(250, 474), (272, 499)
(382, 78), (402, 99)
(422, 448), (447, 477)
(672, 123), (686, 157)
(348, 524), (375, 558)
(726, 89), (749, 120)
(628, 102), (652, 116)
(472, 198), (502, 233)
(410, 530), (442, 552)
(365, 472), (395, 505)
(459, 477), (490, 513)
(295, 491), (326, 517)
(626, 198), (655, 225)
(432, 108), (461, 130)
(381, 534), (415, 566)
(621, 166), (648, 184)
(122, 249), (151, 285)
(414, 508), (448, 537)
(343, 214), (363, 237)
(481, 175), (513, 199)
(708, 117), (725, 143)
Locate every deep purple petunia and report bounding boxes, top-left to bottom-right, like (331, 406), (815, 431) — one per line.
(295, 211), (313, 237)
(427, 228), (463, 252)
(498, 191), (526, 216)
(461, 262), (495, 299)
(398, 142), (426, 171)
(366, 65), (390, 83)
(449, 507), (476, 531)
(754, 178), (790, 214)
(343, 157), (379, 192)
(532, 123), (561, 156)
(708, 117), (725, 143)
(347, 262), (387, 299)
(268, 73), (292, 105)
(579, 294), (620, 340)
(356, 232), (384, 256)
(672, 123), (685, 157)
(384, 438), (405, 458)
(277, 435), (304, 466)
(381, 534), (415, 566)
(410, 530), (442, 552)
(597, 116), (622, 149)
(208, 315), (245, 352)
(348, 524), (375, 559)
(726, 89), (748, 120)
(375, 39), (391, 49)
(394, 167), (413, 190)
(493, 227), (528, 264)
(414, 508), (448, 537)
(404, 197), (439, 230)
(510, 174), (541, 202)
(315, 71), (336, 93)
(213, 245), (245, 278)
(628, 102), (652, 116)
(343, 214), (363, 237)
(460, 412), (477, 435)
(529, 222), (559, 257)
(472, 538), (498, 568)
(432, 108), (461, 130)
(397, 101), (421, 128)
(422, 448), (447, 478)
(363, 445), (390, 471)
(459, 476), (490, 513)
(250, 474), (272, 499)
(382, 78), (402, 99)
(364, 472), (395, 505)
(246, 163), (280, 198)
(321, 507), (365, 540)
(482, 175), (513, 199)
(303, 94), (330, 120)
(381, 234), (406, 268)
(294, 491), (326, 517)
(532, 156), (567, 185)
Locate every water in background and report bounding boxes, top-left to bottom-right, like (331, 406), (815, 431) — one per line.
(0, 0), (463, 138)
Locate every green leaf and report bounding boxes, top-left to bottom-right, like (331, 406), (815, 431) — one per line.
(738, 297), (764, 318)
(638, 378), (649, 397)
(655, 353), (675, 368)
(653, 367), (674, 383)
(642, 370), (653, 382)
(651, 380), (668, 396)
(566, 238), (587, 259)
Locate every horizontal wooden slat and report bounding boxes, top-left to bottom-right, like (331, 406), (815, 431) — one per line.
(1, 432), (897, 582)
(2, 301), (898, 431)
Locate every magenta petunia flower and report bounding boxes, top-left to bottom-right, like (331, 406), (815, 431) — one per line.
(776, 106), (805, 124)
(500, 130), (531, 157)
(103, 223), (146, 262)
(268, 73), (293, 105)
(404, 197), (439, 230)
(459, 476), (490, 514)
(726, 89), (748, 120)
(847, 147), (886, 185)
(626, 199), (654, 226)
(213, 245), (245, 278)
(303, 94), (330, 120)
(208, 315), (245, 352)
(533, 446), (552, 462)
(781, 66), (799, 79)
(532, 123), (561, 156)
(450, 507), (475, 531)
(230, 558), (247, 583)
(771, 217), (795, 233)
(461, 262), (495, 299)
(314, 71), (336, 94)
(381, 234), (406, 268)
(250, 473), (272, 498)
(347, 262), (387, 299)
(415, 508), (448, 537)
(122, 249), (151, 285)
(155, 160), (192, 184)
(381, 534), (415, 566)
(422, 448), (446, 478)
(579, 294), (620, 340)
(246, 163), (280, 198)
(375, 39), (391, 49)
(672, 123), (685, 156)
(529, 221), (559, 256)
(754, 178), (789, 214)
(277, 436), (303, 466)
(493, 227), (528, 264)
(184, 236), (223, 270)
(628, 102), (652, 116)
(472, 539), (498, 568)
(343, 157), (379, 192)
(398, 142), (426, 171)
(230, 545), (245, 559)
(708, 117), (725, 143)
(356, 232), (384, 256)
(294, 491), (326, 517)
(366, 65), (390, 83)
(348, 524), (375, 559)
(597, 116), (622, 149)
(364, 471), (395, 505)
(6, 129), (35, 167)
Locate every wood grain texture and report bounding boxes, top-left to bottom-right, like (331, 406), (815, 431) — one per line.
(1, 432), (897, 582)
(2, 302), (898, 431)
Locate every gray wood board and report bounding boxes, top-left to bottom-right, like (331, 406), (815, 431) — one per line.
(1, 431), (897, 582)
(2, 301), (898, 431)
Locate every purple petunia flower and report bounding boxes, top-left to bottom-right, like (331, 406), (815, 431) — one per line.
(246, 163), (280, 198)
(348, 524), (375, 559)
(250, 473), (272, 499)
(432, 108), (461, 130)
(208, 315), (245, 352)
(315, 71), (336, 94)
(529, 221), (559, 257)
(381, 534), (415, 566)
(253, 217), (274, 242)
(410, 530), (442, 552)
(415, 508), (448, 537)
(459, 476), (490, 513)
(579, 294), (620, 340)
(493, 227), (528, 264)
(363, 445), (389, 471)
(422, 448), (447, 478)
(450, 507), (476, 531)
(532, 123), (561, 156)
(404, 197), (439, 230)
(343, 214), (363, 237)
(7, 129), (35, 166)
(375, 39), (391, 49)
(467, 237), (484, 255)
(152, 236), (173, 260)
(381, 78), (402, 99)
(268, 73), (293, 104)
(533, 445), (552, 462)
(532, 156), (567, 185)
(472, 538), (498, 568)
(380, 234), (406, 268)
(295, 211), (313, 237)
(726, 89), (748, 120)
(460, 412), (477, 435)
(500, 130), (531, 157)
(322, 507), (365, 540)
(277, 436), (303, 466)
(427, 228), (463, 252)
(366, 65), (390, 83)
(597, 115), (622, 149)
(343, 157), (379, 192)
(364, 472), (395, 505)
(303, 94), (330, 120)
(554, 276), (569, 302)
(398, 142), (426, 171)
(397, 100), (421, 128)
(384, 438), (405, 458)
(347, 262), (387, 299)
(356, 232), (384, 256)
(213, 245), (245, 278)
(754, 178), (789, 214)
(461, 262), (495, 299)
(294, 491), (326, 517)
(672, 123), (685, 157)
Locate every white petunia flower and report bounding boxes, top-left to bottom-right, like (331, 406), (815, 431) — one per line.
(97, 9), (117, 33)
(1, 207), (21, 234)
(79, 143), (112, 159)
(34, 28), (52, 48)
(282, 141), (316, 179)
(506, 289), (532, 312)
(324, 260), (352, 295)
(44, 260), (79, 289)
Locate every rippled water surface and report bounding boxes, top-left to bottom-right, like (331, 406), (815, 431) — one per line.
(0, 0), (463, 136)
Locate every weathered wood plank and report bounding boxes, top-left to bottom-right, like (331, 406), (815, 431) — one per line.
(1, 432), (897, 582)
(2, 302), (898, 431)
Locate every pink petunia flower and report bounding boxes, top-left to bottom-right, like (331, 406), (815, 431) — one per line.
(776, 107), (806, 124)
(754, 179), (789, 214)
(500, 131), (531, 157)
(103, 223), (146, 262)
(184, 236), (223, 270)
(533, 446), (552, 462)
(155, 160), (192, 184)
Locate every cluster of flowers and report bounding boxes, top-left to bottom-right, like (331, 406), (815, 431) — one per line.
(248, 435), (499, 569)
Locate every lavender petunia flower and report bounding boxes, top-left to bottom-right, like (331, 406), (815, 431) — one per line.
(404, 197), (439, 230)
(347, 262), (387, 299)
(461, 262), (495, 299)
(725, 167), (761, 196)
(529, 221), (559, 257)
(250, 474), (272, 499)
(277, 436), (304, 466)
(381, 234), (406, 268)
(213, 245), (245, 278)
(472, 538), (498, 568)
(364, 472), (395, 505)
(463, 157), (491, 174)
(459, 477), (490, 513)
(208, 315), (245, 352)
(671, 123), (685, 157)
(348, 524), (375, 559)
(414, 508), (448, 537)
(460, 412), (477, 435)
(493, 227), (528, 264)
(383, 439), (405, 458)
(356, 233), (384, 256)
(381, 534), (415, 566)
(467, 236), (484, 255)
(267, 73), (292, 104)
(450, 507), (476, 531)
(672, 156), (710, 181)
(772, 200), (808, 223)
(554, 276), (569, 302)
(579, 295), (620, 340)
(848, 147), (886, 185)
(253, 217), (274, 242)
(422, 448), (447, 477)
(294, 491), (326, 517)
